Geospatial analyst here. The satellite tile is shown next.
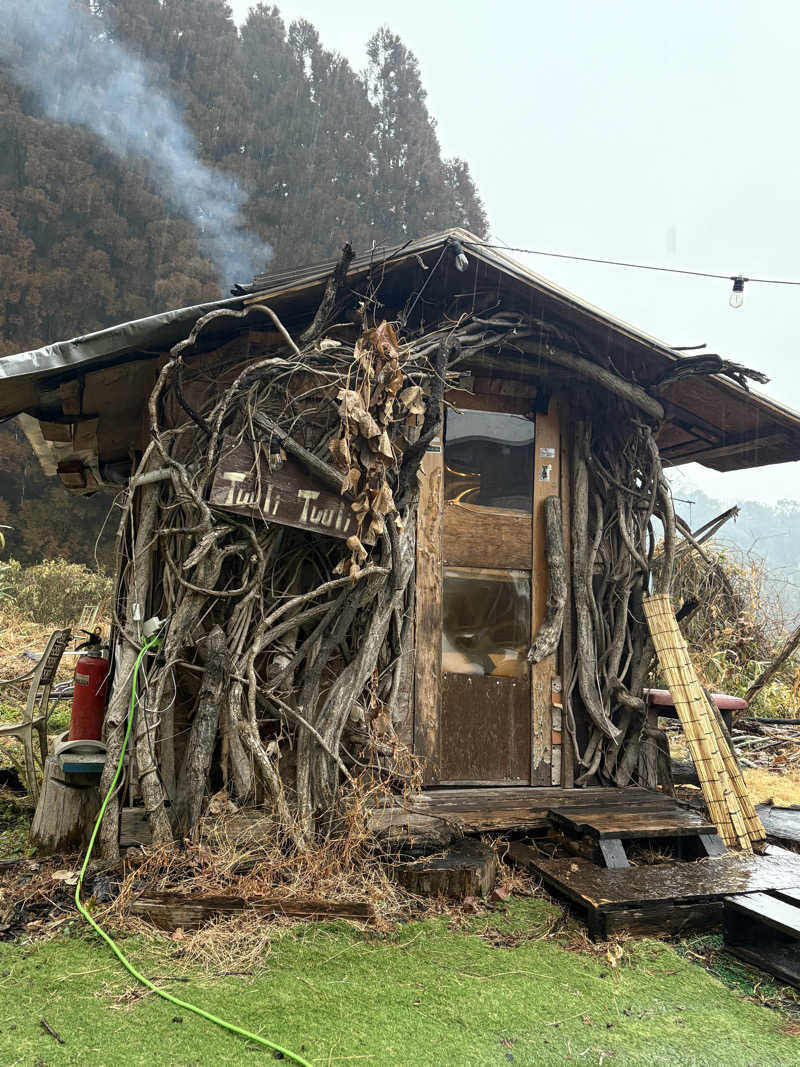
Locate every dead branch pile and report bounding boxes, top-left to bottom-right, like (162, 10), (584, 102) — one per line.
(563, 415), (676, 788)
(99, 306), (456, 858)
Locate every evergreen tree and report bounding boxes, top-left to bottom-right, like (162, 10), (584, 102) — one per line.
(0, 3), (488, 567)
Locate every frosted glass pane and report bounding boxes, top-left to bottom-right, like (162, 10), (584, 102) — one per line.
(442, 567), (530, 678)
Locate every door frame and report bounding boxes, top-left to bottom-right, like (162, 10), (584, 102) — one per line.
(412, 379), (567, 786)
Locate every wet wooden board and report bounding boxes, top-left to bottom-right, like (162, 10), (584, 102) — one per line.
(757, 804), (800, 846)
(724, 892), (800, 988)
(509, 842), (800, 938)
(398, 786), (663, 833)
(549, 807), (716, 840)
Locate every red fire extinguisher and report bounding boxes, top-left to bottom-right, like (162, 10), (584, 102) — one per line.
(69, 630), (109, 742)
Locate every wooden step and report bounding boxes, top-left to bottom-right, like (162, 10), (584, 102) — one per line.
(724, 891), (800, 988)
(509, 842), (800, 938)
(548, 807), (716, 840)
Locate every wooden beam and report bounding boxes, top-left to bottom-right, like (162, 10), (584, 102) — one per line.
(413, 437), (443, 784)
(663, 431), (789, 465)
(531, 401), (560, 785)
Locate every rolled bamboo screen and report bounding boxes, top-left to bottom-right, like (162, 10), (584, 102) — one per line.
(643, 593), (766, 850)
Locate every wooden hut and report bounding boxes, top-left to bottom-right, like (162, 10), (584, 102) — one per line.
(3, 228), (800, 866)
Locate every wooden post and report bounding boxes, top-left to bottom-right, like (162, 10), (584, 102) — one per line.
(531, 401), (560, 785)
(30, 757), (101, 854)
(558, 395), (575, 787)
(413, 436), (443, 784)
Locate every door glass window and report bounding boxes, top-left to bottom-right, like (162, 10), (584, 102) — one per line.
(444, 409), (535, 513)
(442, 567), (530, 678)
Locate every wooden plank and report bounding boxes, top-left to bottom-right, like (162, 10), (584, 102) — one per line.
(396, 786), (659, 832)
(699, 833), (727, 857)
(59, 379), (82, 417)
(443, 503), (532, 569)
(39, 420), (72, 444)
(598, 839), (628, 869)
(557, 399), (575, 788)
(600, 899), (722, 938)
(725, 892), (800, 936)
(549, 807), (716, 839)
(445, 387), (531, 415)
(440, 673), (530, 783)
(509, 844), (800, 909)
(663, 431), (789, 466)
(129, 891), (376, 930)
(210, 439), (358, 542)
(414, 438), (443, 784)
(531, 401), (560, 785)
(724, 894), (800, 988)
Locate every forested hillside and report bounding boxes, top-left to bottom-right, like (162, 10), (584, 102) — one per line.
(0, 0), (487, 565)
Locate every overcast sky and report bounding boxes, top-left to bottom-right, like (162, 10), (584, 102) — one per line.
(230, 0), (800, 507)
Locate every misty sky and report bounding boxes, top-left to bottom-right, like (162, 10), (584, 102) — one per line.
(230, 0), (800, 508)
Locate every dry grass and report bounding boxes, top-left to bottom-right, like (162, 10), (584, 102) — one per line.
(743, 767), (800, 807)
(0, 604), (65, 683)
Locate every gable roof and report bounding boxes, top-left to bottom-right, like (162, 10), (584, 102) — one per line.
(2, 227), (800, 473)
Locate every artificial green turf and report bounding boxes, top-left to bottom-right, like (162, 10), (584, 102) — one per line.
(0, 899), (796, 1067)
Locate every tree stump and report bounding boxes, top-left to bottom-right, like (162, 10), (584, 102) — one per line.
(30, 756), (101, 854)
(390, 838), (496, 898)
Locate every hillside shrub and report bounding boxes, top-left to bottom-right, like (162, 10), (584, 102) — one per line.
(6, 558), (111, 626)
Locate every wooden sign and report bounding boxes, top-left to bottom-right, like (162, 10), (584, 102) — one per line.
(210, 440), (357, 541)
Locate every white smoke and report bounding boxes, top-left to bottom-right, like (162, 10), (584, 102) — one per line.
(0, 0), (272, 285)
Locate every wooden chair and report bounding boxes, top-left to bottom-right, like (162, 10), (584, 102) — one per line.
(0, 628), (71, 802)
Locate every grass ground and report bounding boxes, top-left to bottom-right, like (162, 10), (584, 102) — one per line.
(1, 900), (798, 1067)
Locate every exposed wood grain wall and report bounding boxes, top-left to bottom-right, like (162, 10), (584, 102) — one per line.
(531, 402), (561, 785)
(413, 438), (444, 784)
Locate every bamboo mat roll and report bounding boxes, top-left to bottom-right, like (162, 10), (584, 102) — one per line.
(643, 593), (765, 850)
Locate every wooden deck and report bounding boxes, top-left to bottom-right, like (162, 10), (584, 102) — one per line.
(372, 786), (660, 835)
(509, 842), (800, 937)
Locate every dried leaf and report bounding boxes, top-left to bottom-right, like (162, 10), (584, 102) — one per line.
(350, 494), (370, 517)
(339, 386), (381, 438)
(374, 320), (400, 358)
(374, 430), (394, 466)
(328, 436), (351, 471)
(52, 870), (79, 886)
(370, 483), (395, 517)
(346, 535), (368, 563)
(399, 384), (426, 416)
(367, 516), (385, 540)
(358, 409), (381, 440)
(341, 467), (361, 495)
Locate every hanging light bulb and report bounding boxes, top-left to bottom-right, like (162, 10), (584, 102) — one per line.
(448, 237), (469, 273)
(729, 275), (746, 309)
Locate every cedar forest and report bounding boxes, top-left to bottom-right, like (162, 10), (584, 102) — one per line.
(0, 0), (487, 566)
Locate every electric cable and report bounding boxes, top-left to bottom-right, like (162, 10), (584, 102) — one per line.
(75, 634), (313, 1067)
(463, 239), (800, 287)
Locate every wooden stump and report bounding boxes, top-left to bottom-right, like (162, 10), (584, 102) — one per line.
(30, 756), (101, 854)
(390, 838), (496, 898)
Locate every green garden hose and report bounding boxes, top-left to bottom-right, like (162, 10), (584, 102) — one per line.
(75, 635), (313, 1066)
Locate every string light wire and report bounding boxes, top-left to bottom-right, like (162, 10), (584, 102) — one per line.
(463, 240), (800, 288)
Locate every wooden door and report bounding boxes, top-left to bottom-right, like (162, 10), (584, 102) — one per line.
(414, 385), (560, 786)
